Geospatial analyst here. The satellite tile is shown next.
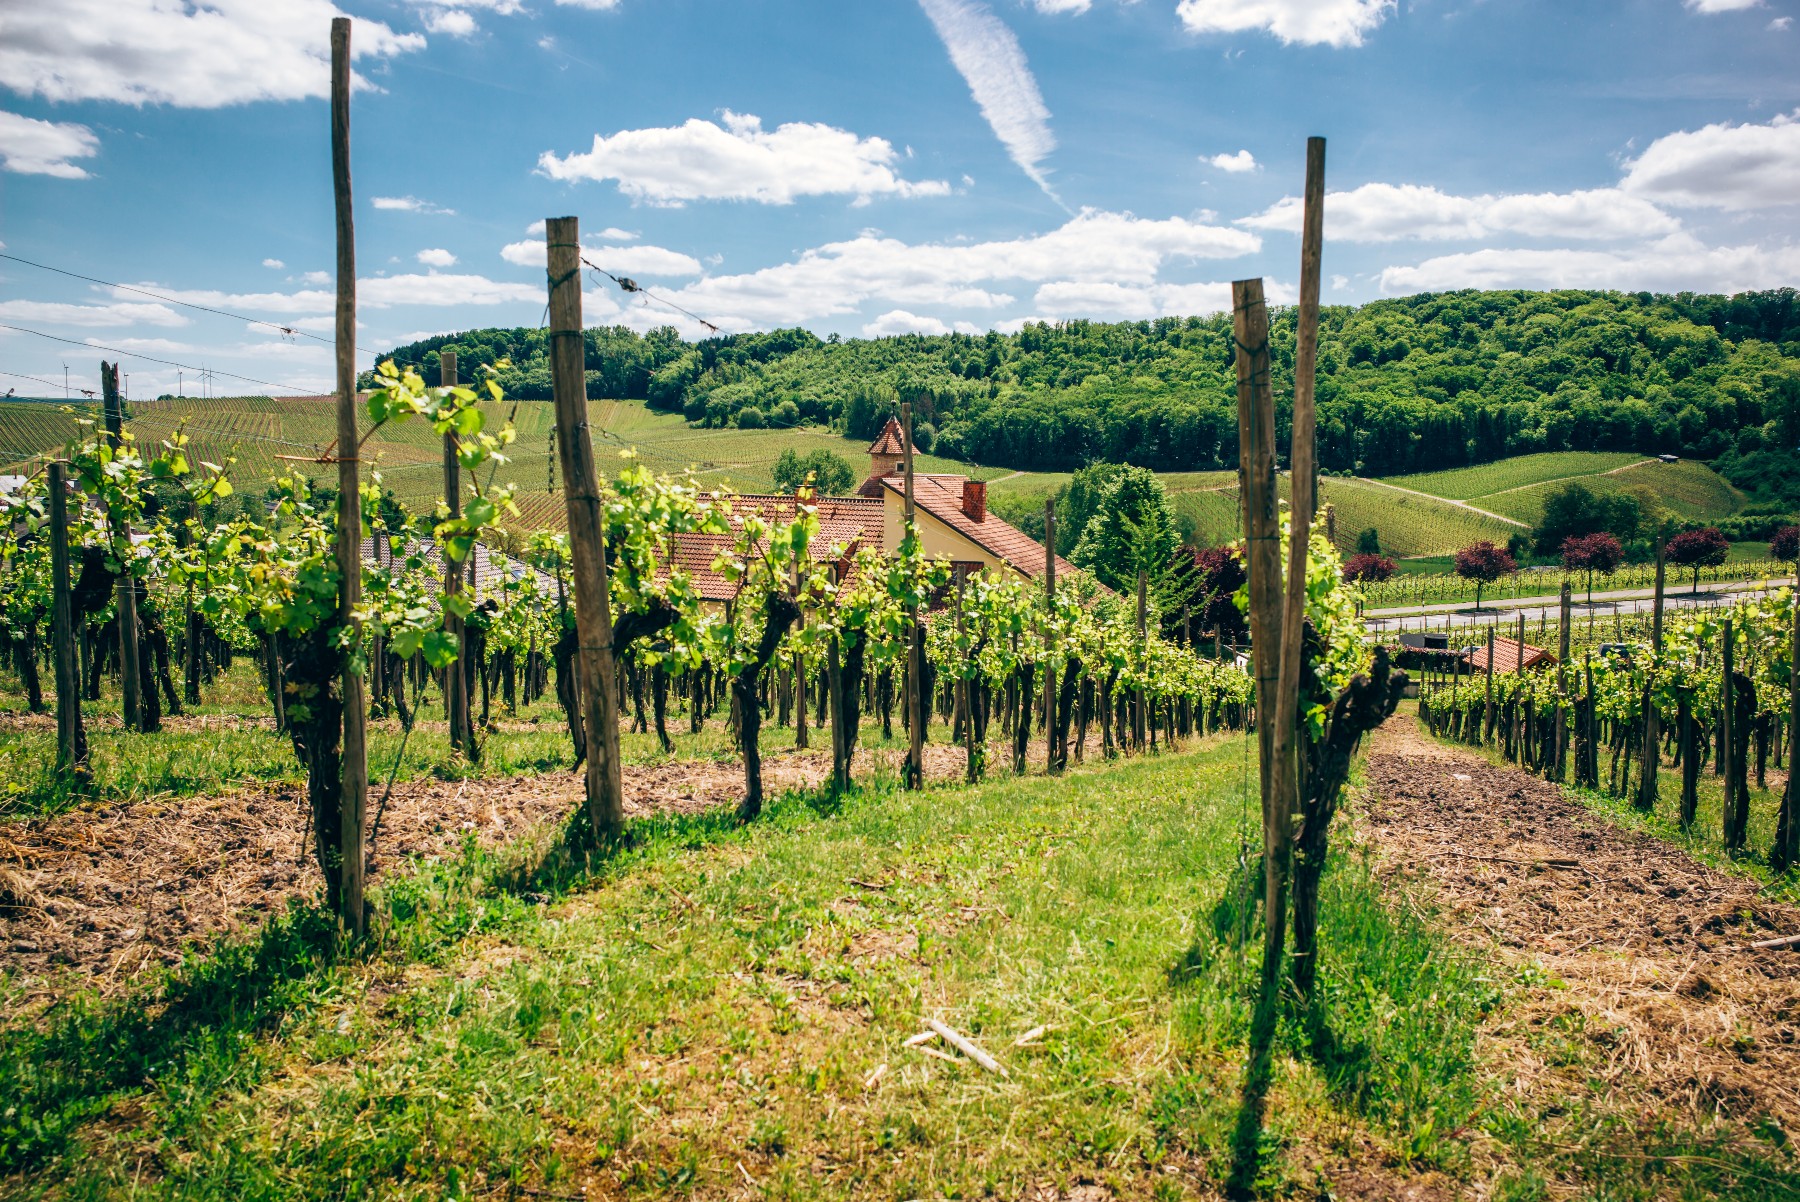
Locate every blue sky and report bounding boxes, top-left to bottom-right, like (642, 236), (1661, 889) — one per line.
(1, 0), (1797, 399)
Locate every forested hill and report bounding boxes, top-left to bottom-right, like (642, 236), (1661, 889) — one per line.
(367, 288), (1800, 481)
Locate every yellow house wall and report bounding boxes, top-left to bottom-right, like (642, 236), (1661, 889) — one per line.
(881, 489), (1024, 580)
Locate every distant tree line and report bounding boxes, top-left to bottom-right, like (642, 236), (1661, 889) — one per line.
(366, 288), (1800, 503)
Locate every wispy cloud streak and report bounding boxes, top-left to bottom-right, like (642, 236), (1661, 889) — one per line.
(916, 0), (1061, 204)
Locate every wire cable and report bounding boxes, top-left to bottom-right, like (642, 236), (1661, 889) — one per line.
(0, 323), (315, 395)
(580, 256), (721, 335)
(0, 251), (380, 359)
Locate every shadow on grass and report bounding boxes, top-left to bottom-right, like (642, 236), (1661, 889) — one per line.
(0, 781), (837, 1176)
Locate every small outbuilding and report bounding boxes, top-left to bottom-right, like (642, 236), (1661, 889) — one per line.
(1462, 636), (1556, 672)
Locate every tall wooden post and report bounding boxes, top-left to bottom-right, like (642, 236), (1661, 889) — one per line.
(1638, 536), (1666, 811)
(48, 461), (87, 777)
(793, 559), (809, 749)
(1044, 498), (1060, 774)
(182, 497), (202, 707)
(329, 17), (367, 934)
(1723, 619), (1740, 848)
(901, 402), (925, 789)
(1554, 583), (1571, 780)
(959, 574), (979, 783)
(102, 361), (143, 731)
(441, 349), (473, 758)
(1484, 627), (1495, 743)
(1135, 569), (1149, 750)
(547, 216), (626, 840)
(1230, 276), (1289, 1185)
(1777, 592), (1800, 870)
(1292, 134), (1325, 523)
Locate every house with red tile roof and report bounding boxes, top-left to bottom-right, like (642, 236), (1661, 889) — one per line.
(665, 417), (1070, 601)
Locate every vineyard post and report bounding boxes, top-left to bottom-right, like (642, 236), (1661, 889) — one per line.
(959, 574), (978, 784)
(329, 16), (368, 935)
(1637, 536), (1665, 811)
(793, 559), (809, 750)
(441, 349), (473, 759)
(1515, 611), (1526, 761)
(103, 361), (143, 731)
(901, 402), (924, 791)
(828, 563), (849, 793)
(181, 496), (201, 707)
(1777, 591), (1800, 870)
(1135, 568), (1149, 750)
(1554, 583), (1571, 780)
(1229, 275), (1288, 1190)
(1723, 618), (1739, 848)
(48, 460), (87, 778)
(1484, 627), (1494, 743)
(1044, 498), (1059, 774)
(546, 215), (626, 840)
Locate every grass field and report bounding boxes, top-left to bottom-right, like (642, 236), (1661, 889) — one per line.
(1382, 452), (1647, 500)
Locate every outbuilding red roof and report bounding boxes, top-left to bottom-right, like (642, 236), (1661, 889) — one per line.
(1464, 636), (1556, 672)
(666, 493), (884, 601)
(866, 416), (907, 457)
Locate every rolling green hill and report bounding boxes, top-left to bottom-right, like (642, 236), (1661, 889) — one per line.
(1384, 452), (1744, 529)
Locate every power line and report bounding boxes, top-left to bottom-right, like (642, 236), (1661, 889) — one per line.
(0, 323), (316, 395)
(0, 368), (78, 396)
(0, 251), (379, 359)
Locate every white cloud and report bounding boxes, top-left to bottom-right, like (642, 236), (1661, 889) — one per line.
(644, 208), (1256, 330)
(372, 195), (455, 215)
(0, 111), (100, 178)
(525, 219), (547, 235)
(1773, 16), (1795, 29)
(0, 299), (186, 327)
(1032, 278), (1293, 320)
(421, 9), (478, 36)
(1684, 0), (1761, 11)
(1330, 273), (1349, 290)
(1620, 110), (1800, 210)
(499, 239), (702, 276)
(863, 309), (952, 336)
(1176, 0), (1396, 47)
(416, 247), (458, 267)
(262, 258), (285, 269)
(1028, 0), (1092, 12)
(539, 111), (950, 206)
(0, 1), (424, 108)
(1206, 149), (1258, 173)
(1378, 233), (1800, 295)
(91, 336), (197, 354)
(1239, 182), (1678, 241)
(599, 226), (637, 241)
(555, 0), (624, 8)
(298, 270), (331, 286)
(109, 273), (540, 315)
(916, 0), (1059, 199)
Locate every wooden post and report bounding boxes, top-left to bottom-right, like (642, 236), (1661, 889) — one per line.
(48, 461), (87, 777)
(1484, 627), (1495, 743)
(1231, 276), (1289, 1180)
(1723, 618), (1739, 848)
(182, 497), (202, 707)
(902, 402), (925, 790)
(1777, 591), (1800, 870)
(1044, 498), (1060, 774)
(441, 349), (473, 758)
(792, 558), (809, 750)
(329, 17), (367, 934)
(1135, 569), (1149, 750)
(959, 574), (979, 784)
(1554, 583), (1571, 780)
(1638, 536), (1665, 811)
(102, 361), (143, 731)
(1292, 134), (1325, 524)
(547, 216), (626, 840)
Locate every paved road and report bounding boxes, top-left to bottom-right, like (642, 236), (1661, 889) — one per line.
(1365, 579), (1789, 637)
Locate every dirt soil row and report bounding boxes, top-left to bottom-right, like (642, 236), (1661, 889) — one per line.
(0, 741), (976, 1012)
(1361, 719), (1800, 1145)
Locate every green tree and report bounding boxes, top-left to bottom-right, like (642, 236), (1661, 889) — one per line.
(1052, 462), (1130, 555)
(771, 448), (857, 496)
(1354, 527), (1381, 556)
(1532, 482), (1641, 556)
(1070, 466), (1179, 593)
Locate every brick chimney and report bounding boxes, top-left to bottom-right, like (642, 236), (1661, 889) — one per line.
(961, 479), (987, 522)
